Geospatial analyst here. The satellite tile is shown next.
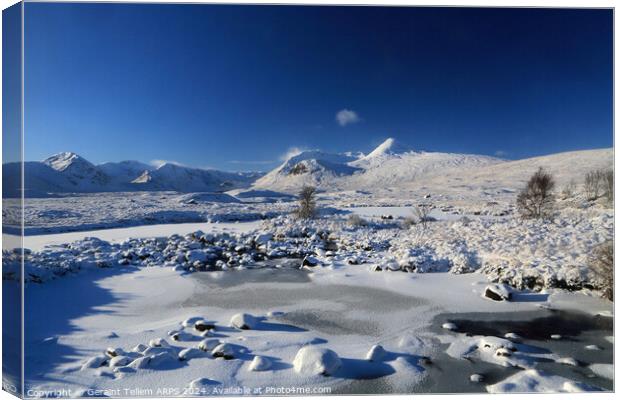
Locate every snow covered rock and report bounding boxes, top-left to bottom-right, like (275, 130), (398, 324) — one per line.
(365, 345), (387, 362)
(300, 255), (320, 269)
(470, 374), (484, 383)
(293, 347), (342, 376)
(132, 344), (148, 353)
(108, 355), (131, 368)
(230, 313), (258, 330)
(585, 344), (602, 351)
(179, 348), (203, 361)
(182, 317), (203, 328)
(105, 347), (125, 358)
(194, 320), (215, 332)
(442, 322), (458, 331)
(198, 339), (221, 352)
(148, 338), (170, 348)
(248, 355), (272, 371)
(82, 356), (107, 370)
(211, 343), (237, 360)
(556, 357), (579, 366)
(149, 351), (177, 367)
(484, 284), (513, 301)
(189, 378), (216, 389)
(127, 356), (151, 369)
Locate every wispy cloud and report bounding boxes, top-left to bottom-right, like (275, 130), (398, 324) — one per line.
(336, 109), (360, 126)
(279, 146), (306, 161)
(149, 159), (187, 168)
(494, 150), (508, 157)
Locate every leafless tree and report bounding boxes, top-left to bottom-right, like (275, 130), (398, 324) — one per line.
(296, 185), (317, 219)
(516, 167), (555, 219)
(412, 203), (433, 230)
(590, 241), (613, 301)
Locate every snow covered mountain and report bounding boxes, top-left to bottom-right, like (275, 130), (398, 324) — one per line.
(98, 160), (154, 185)
(43, 152), (111, 190)
(2, 152), (263, 197)
(131, 163), (260, 192)
(254, 138), (503, 191)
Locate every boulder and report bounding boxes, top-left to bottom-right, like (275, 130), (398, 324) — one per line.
(484, 284), (513, 301)
(198, 338), (221, 352)
(211, 343), (236, 360)
(230, 313), (258, 330)
(194, 320), (215, 332)
(179, 348), (203, 361)
(248, 355), (272, 371)
(108, 355), (131, 368)
(127, 356), (151, 369)
(293, 347), (342, 376)
(365, 345), (387, 362)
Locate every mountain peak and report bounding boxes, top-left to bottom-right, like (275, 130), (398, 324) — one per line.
(43, 152), (92, 172)
(365, 138), (413, 159)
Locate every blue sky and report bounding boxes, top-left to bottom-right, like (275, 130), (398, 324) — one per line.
(22, 4), (612, 171)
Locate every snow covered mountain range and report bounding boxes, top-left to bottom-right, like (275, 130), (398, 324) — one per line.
(2, 138), (613, 197)
(253, 138), (503, 190)
(2, 152), (262, 197)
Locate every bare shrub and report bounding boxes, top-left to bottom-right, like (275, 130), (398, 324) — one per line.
(604, 169), (613, 203)
(412, 203), (433, 230)
(516, 167), (555, 219)
(347, 214), (367, 227)
(296, 186), (317, 219)
(561, 179), (576, 199)
(590, 241), (613, 301)
(584, 170), (604, 201)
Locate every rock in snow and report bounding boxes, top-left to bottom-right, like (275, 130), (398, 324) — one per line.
(230, 313), (258, 330)
(127, 356), (151, 369)
(211, 343), (237, 359)
(293, 347), (342, 376)
(442, 322), (458, 331)
(365, 345), (387, 362)
(470, 374), (484, 383)
(248, 355), (272, 371)
(484, 284), (513, 301)
(198, 338), (221, 352)
(178, 348), (203, 361)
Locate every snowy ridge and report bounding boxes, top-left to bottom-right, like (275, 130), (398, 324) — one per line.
(254, 138), (503, 191)
(3, 152), (264, 197)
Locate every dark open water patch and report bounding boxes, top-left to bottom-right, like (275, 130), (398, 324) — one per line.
(445, 309), (612, 341)
(430, 309), (613, 392)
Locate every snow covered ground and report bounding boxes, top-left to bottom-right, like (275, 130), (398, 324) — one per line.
(2, 146), (614, 395)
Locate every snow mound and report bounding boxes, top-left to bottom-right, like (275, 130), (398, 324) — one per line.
(230, 313), (259, 330)
(366, 345), (387, 362)
(293, 347), (342, 376)
(487, 369), (602, 393)
(446, 335), (537, 368)
(248, 356), (272, 371)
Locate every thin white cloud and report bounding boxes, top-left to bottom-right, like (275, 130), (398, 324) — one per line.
(149, 159), (186, 168)
(279, 146), (306, 162)
(494, 150), (508, 157)
(336, 109), (360, 126)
